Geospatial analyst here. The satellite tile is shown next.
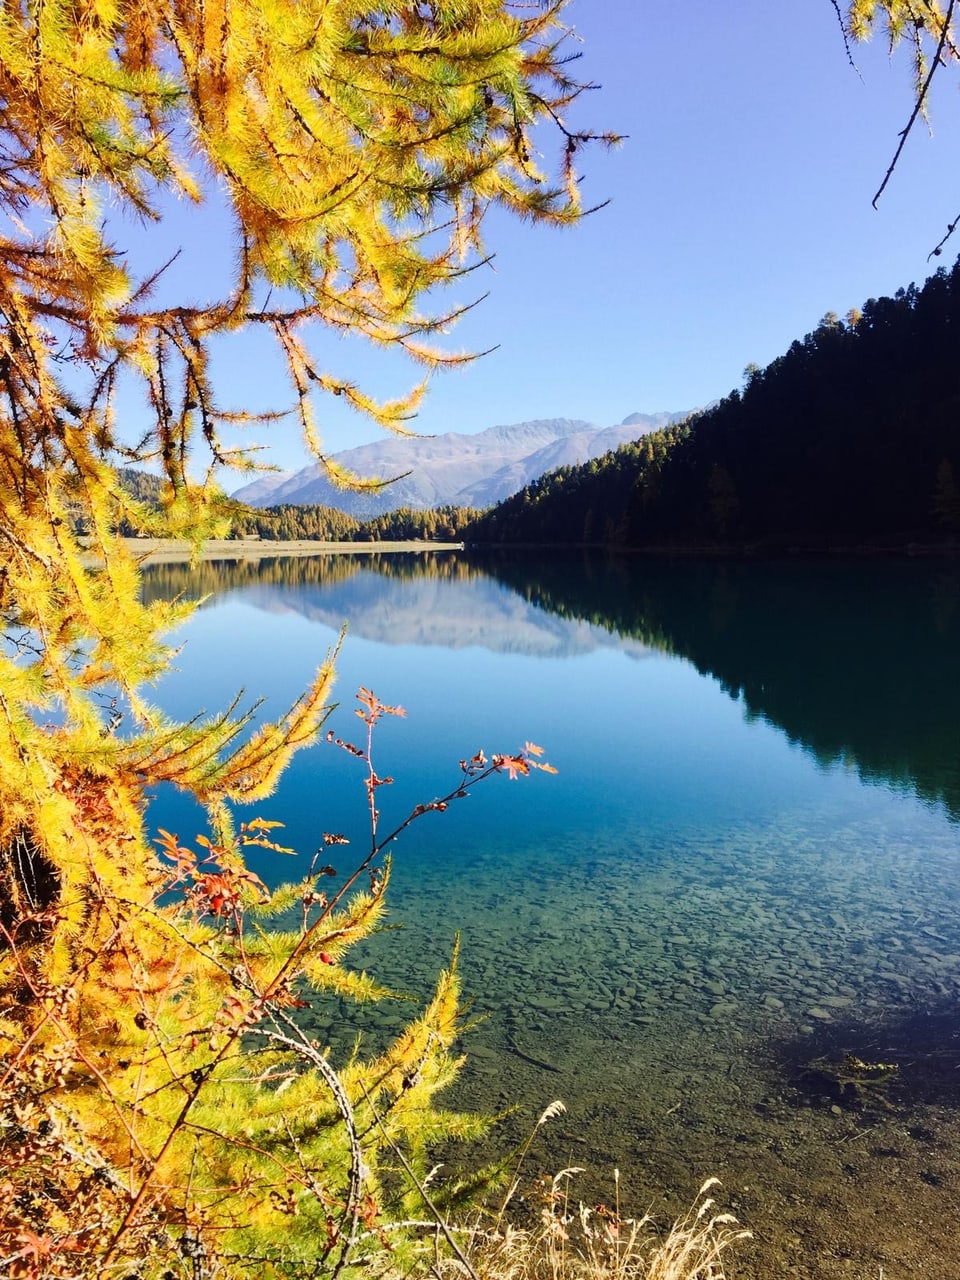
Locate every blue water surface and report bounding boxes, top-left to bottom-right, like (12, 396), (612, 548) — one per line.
(141, 551), (960, 1279)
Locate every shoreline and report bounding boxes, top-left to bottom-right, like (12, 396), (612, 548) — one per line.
(112, 537), (960, 565)
(118, 537), (463, 564)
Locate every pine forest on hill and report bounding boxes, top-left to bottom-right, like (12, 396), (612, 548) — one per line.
(229, 502), (480, 543)
(466, 422), (691, 546)
(114, 475), (480, 544)
(467, 259), (960, 552)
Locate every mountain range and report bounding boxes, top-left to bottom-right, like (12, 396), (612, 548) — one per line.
(231, 411), (693, 515)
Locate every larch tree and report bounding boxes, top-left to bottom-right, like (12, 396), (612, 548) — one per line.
(0, 2), (592, 1275)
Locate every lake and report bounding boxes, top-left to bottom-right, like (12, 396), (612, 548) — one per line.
(143, 550), (960, 1280)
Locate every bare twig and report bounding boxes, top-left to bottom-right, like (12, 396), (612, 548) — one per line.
(255, 1019), (367, 1280)
(872, 0), (957, 208)
(927, 208), (960, 259)
(829, 0), (863, 77)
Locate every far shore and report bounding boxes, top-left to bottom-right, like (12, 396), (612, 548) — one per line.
(116, 537), (463, 564)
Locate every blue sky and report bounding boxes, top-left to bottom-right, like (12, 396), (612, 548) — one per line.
(119, 1), (960, 472)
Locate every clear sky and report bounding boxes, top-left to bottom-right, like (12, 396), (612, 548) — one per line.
(117, 1), (960, 472)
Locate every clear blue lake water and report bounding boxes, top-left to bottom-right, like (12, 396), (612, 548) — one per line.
(142, 551), (960, 1279)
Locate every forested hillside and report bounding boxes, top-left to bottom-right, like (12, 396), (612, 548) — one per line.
(465, 423), (692, 545)
(116, 467), (165, 505)
(468, 260), (960, 550)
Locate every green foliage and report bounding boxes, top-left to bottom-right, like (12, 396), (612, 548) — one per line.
(231, 504), (365, 542)
(355, 506), (481, 542)
(117, 468), (166, 506)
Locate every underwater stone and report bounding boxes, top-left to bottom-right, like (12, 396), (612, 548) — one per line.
(708, 1002), (738, 1019)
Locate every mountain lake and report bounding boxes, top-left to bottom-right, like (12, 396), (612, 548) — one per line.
(143, 549), (960, 1280)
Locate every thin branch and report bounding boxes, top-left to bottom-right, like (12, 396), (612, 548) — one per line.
(873, 0), (956, 207)
(829, 0), (863, 77)
(255, 1019), (366, 1280)
(359, 1081), (481, 1280)
(927, 207), (960, 259)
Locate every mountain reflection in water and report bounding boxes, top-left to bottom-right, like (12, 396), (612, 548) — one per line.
(142, 549), (960, 820)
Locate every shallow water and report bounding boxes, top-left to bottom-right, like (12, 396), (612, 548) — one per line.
(145, 552), (960, 1279)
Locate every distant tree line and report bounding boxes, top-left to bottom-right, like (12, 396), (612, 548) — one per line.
(118, 255), (960, 555)
(228, 501), (479, 541)
(112, 478), (479, 542)
(468, 258), (960, 551)
(115, 468), (166, 506)
(227, 502), (361, 541)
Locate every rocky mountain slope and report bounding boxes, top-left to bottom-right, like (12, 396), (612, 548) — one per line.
(232, 411), (691, 515)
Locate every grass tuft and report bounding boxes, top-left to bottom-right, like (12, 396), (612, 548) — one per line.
(434, 1171), (750, 1280)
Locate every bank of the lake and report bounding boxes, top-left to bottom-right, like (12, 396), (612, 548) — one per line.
(119, 536), (463, 562)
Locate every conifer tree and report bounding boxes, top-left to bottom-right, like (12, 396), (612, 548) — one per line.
(0, 3), (586, 1273)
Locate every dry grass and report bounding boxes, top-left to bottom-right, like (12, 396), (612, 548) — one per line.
(430, 1169), (750, 1280)
(371, 1104), (749, 1280)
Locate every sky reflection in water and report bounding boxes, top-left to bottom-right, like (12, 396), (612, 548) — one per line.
(146, 552), (960, 871)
